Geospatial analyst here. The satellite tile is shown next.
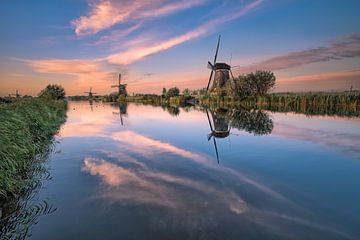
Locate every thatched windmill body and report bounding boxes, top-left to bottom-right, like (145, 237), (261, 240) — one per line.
(206, 35), (235, 95)
(111, 73), (128, 96)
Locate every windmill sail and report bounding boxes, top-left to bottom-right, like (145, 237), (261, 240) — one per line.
(206, 35), (221, 91)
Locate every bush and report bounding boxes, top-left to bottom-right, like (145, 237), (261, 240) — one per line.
(166, 87), (180, 98)
(231, 70), (276, 100)
(38, 84), (66, 100)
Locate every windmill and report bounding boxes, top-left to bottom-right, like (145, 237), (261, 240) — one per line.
(206, 108), (231, 164)
(206, 35), (236, 95)
(111, 73), (128, 96)
(10, 90), (21, 98)
(84, 87), (97, 98)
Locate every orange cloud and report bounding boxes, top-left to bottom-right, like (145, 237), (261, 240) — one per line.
(275, 70), (360, 92)
(277, 69), (360, 82)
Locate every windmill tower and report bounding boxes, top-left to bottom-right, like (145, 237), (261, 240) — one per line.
(111, 73), (128, 96)
(206, 35), (235, 95)
(84, 87), (96, 98)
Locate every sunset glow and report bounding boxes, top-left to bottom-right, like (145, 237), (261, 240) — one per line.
(1, 0), (359, 96)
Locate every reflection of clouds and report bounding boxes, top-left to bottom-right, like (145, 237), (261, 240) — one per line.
(273, 122), (360, 159)
(112, 131), (210, 164)
(81, 130), (357, 239)
(82, 157), (247, 214)
(60, 102), (117, 137)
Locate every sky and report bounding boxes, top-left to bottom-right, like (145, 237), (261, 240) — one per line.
(0, 0), (360, 96)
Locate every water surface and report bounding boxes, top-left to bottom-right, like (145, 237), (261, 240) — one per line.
(31, 101), (360, 239)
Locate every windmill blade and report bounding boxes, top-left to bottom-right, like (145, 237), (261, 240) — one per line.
(230, 69), (235, 80)
(213, 137), (219, 164)
(207, 133), (213, 141)
(90, 87), (92, 92)
(207, 61), (214, 70)
(206, 109), (214, 132)
(213, 35), (221, 64)
(206, 70), (214, 91)
(111, 85), (118, 88)
(118, 74), (121, 85)
(120, 112), (123, 126)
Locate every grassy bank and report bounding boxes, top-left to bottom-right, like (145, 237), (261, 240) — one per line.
(0, 98), (67, 203)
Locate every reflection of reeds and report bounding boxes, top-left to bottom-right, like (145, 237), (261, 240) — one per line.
(0, 99), (66, 237)
(250, 92), (360, 117)
(201, 92), (360, 117)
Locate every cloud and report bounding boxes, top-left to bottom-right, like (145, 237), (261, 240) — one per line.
(107, 0), (264, 65)
(72, 0), (207, 36)
(277, 69), (360, 82)
(239, 33), (360, 73)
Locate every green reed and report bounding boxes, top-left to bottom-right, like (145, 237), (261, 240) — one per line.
(0, 98), (67, 203)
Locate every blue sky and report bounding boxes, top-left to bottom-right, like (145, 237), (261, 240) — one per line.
(0, 0), (359, 95)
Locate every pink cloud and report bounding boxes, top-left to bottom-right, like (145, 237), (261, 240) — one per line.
(238, 33), (360, 74)
(72, 0), (207, 36)
(107, 0), (264, 65)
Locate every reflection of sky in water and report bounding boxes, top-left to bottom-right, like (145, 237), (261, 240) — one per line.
(31, 101), (360, 240)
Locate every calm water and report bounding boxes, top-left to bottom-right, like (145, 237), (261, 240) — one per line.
(30, 101), (360, 240)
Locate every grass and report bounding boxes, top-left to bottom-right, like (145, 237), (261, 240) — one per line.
(0, 98), (67, 203)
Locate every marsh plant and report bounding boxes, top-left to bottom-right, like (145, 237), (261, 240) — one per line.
(0, 85), (67, 238)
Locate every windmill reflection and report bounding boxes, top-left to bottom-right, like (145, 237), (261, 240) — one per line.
(89, 100), (93, 112)
(112, 102), (128, 125)
(206, 107), (273, 164)
(206, 108), (230, 164)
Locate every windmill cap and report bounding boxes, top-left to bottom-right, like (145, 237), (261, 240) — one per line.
(214, 63), (231, 70)
(212, 130), (230, 138)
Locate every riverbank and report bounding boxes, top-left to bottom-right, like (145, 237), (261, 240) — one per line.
(0, 98), (67, 204)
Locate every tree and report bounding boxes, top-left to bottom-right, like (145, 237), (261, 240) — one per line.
(245, 70), (276, 98)
(230, 70), (276, 100)
(182, 88), (190, 96)
(38, 84), (66, 100)
(162, 88), (167, 97)
(166, 87), (180, 98)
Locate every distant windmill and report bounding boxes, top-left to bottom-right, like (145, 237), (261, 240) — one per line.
(111, 73), (128, 96)
(84, 87), (97, 98)
(206, 108), (230, 164)
(206, 35), (236, 94)
(10, 90), (21, 98)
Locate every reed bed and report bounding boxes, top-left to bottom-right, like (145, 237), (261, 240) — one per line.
(0, 98), (67, 203)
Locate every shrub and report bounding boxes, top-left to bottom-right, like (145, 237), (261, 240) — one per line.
(38, 84), (66, 100)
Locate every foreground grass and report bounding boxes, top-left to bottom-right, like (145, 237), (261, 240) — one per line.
(0, 98), (67, 203)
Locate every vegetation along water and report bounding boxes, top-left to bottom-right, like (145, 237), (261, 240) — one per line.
(0, 85), (67, 238)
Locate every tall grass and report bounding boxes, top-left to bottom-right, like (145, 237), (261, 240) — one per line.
(0, 98), (67, 202)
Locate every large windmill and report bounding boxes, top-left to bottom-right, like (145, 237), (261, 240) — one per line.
(84, 87), (96, 98)
(206, 35), (236, 95)
(206, 108), (231, 164)
(111, 73), (128, 96)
